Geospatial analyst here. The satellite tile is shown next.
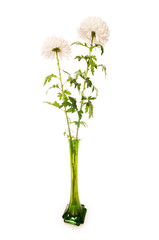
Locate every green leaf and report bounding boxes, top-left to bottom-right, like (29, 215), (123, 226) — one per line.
(69, 96), (77, 109)
(62, 70), (70, 75)
(66, 75), (73, 83)
(89, 101), (94, 118)
(93, 44), (104, 55)
(76, 55), (97, 75)
(63, 131), (70, 139)
(71, 41), (89, 48)
(71, 121), (80, 128)
(64, 89), (71, 95)
(75, 70), (85, 79)
(85, 100), (94, 118)
(61, 100), (72, 108)
(85, 77), (92, 88)
(81, 96), (87, 100)
(66, 108), (76, 113)
(71, 120), (87, 128)
(78, 110), (83, 120)
(75, 55), (97, 66)
(75, 55), (84, 61)
(92, 85), (98, 97)
(52, 101), (61, 108)
(98, 64), (107, 78)
(90, 55), (97, 61)
(43, 74), (58, 86)
(88, 96), (96, 100)
(46, 84), (60, 94)
(80, 121), (88, 128)
(67, 75), (81, 92)
(43, 101), (61, 109)
(57, 92), (62, 100)
(89, 58), (97, 75)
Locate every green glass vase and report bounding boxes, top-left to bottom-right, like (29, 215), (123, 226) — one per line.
(62, 139), (87, 226)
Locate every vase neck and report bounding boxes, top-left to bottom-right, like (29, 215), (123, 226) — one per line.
(69, 139), (80, 205)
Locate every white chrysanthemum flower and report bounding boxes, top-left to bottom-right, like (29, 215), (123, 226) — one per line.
(78, 17), (110, 46)
(41, 36), (71, 59)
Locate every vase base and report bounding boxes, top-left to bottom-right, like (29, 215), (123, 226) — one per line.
(62, 204), (87, 226)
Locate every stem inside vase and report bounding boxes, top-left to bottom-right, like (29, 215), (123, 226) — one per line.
(62, 139), (87, 226)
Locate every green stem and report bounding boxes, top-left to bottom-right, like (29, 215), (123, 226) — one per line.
(69, 139), (80, 206)
(56, 52), (72, 140)
(76, 37), (94, 139)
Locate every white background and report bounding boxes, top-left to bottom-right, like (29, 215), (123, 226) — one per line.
(0, 0), (159, 239)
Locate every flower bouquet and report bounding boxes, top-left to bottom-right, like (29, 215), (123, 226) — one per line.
(41, 17), (110, 226)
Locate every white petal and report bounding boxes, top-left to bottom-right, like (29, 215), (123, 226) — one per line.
(41, 36), (71, 60)
(78, 16), (110, 46)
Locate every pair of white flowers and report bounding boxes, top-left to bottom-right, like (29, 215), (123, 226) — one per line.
(41, 17), (110, 60)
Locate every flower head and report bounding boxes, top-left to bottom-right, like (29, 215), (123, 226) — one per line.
(41, 36), (71, 59)
(78, 17), (110, 46)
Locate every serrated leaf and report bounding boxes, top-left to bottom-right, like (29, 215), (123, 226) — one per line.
(98, 64), (107, 78)
(63, 131), (70, 139)
(75, 55), (84, 61)
(61, 100), (72, 108)
(88, 96), (96, 100)
(85, 77), (92, 88)
(85, 104), (89, 114)
(72, 121), (80, 128)
(46, 84), (60, 94)
(62, 70), (70, 75)
(100, 45), (104, 55)
(85, 100), (94, 118)
(92, 85), (98, 97)
(94, 44), (104, 55)
(71, 120), (87, 128)
(80, 121), (88, 128)
(64, 89), (71, 95)
(57, 92), (62, 100)
(71, 41), (83, 46)
(78, 110), (83, 120)
(52, 101), (61, 108)
(81, 96), (87, 100)
(75, 55), (97, 66)
(66, 76), (73, 83)
(43, 101), (61, 109)
(71, 42), (89, 48)
(75, 69), (84, 79)
(43, 74), (58, 86)
(66, 108), (76, 113)
(69, 96), (77, 109)
(89, 58), (97, 75)
(67, 74), (81, 92)
(89, 101), (94, 118)
(91, 55), (97, 61)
